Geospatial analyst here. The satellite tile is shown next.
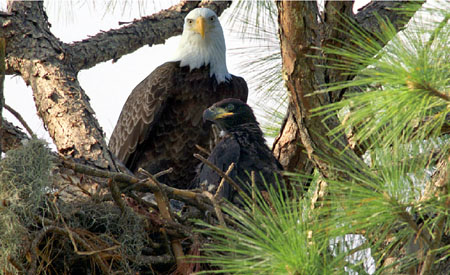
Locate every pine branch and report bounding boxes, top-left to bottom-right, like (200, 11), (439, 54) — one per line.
(405, 80), (450, 102)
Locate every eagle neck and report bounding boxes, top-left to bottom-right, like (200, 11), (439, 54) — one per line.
(171, 30), (231, 84)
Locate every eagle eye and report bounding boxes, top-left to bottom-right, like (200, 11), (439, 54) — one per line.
(225, 104), (234, 111)
(187, 19), (194, 24)
(209, 16), (215, 21)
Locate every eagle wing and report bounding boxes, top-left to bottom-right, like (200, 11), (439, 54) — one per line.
(108, 62), (176, 165)
(193, 136), (240, 199)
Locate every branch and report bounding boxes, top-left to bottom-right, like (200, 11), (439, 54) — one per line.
(355, 1), (424, 36)
(194, 153), (250, 201)
(323, 1), (354, 102)
(147, 171), (185, 269)
(204, 162), (235, 228)
(68, 0), (231, 72)
(29, 226), (111, 274)
(419, 155), (449, 274)
(323, 1), (425, 102)
(3, 104), (34, 137)
(406, 81), (450, 102)
(60, 159), (218, 216)
(420, 213), (446, 275)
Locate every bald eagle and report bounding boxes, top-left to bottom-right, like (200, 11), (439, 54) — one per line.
(193, 98), (283, 205)
(108, 8), (248, 188)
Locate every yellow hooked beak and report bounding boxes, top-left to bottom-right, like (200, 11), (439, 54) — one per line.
(193, 16), (206, 39)
(203, 107), (234, 122)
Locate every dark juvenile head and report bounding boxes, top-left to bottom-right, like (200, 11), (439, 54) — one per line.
(203, 98), (257, 130)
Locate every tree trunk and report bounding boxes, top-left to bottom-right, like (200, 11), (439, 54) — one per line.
(274, 0), (424, 186)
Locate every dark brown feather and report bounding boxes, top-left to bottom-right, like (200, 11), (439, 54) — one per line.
(109, 61), (248, 188)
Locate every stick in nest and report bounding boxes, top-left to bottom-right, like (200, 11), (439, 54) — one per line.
(193, 153), (251, 202)
(60, 159), (232, 223)
(202, 162), (235, 228)
(142, 169), (185, 269)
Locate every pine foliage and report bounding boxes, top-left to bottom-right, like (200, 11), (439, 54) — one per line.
(196, 3), (449, 274)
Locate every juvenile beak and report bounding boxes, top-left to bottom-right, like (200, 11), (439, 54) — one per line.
(193, 16), (206, 39)
(203, 107), (234, 122)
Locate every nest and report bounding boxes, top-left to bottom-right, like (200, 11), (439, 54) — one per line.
(0, 139), (237, 274)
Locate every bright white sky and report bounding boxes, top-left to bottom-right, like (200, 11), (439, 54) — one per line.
(2, 0), (370, 150)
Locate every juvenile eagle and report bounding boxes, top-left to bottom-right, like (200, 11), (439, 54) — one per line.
(109, 8), (248, 188)
(193, 98), (283, 204)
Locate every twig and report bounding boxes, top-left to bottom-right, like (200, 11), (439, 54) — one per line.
(195, 144), (210, 156)
(202, 163), (236, 228)
(61, 159), (227, 221)
(145, 171), (185, 269)
(135, 254), (174, 265)
(154, 167), (174, 178)
(138, 167), (153, 178)
(30, 226), (112, 274)
(214, 162), (235, 200)
(391, 198), (432, 248)
(193, 153), (250, 201)
(4, 104), (35, 137)
(203, 191), (226, 228)
(108, 178), (127, 213)
(7, 255), (25, 274)
(406, 81), (450, 102)
(61, 158), (139, 185)
(128, 192), (158, 211)
(419, 213), (446, 275)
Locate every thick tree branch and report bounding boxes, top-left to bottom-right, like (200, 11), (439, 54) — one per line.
(68, 0), (231, 72)
(355, 1), (425, 37)
(322, 1), (424, 102)
(322, 1), (354, 102)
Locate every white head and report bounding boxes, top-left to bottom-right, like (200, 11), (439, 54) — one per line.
(172, 8), (231, 83)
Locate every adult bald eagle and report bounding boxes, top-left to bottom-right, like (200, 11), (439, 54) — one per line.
(193, 98), (283, 205)
(109, 8), (248, 188)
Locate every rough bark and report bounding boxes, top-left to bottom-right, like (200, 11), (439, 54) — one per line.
(0, 0), (230, 169)
(276, 0), (356, 182)
(272, 103), (312, 174)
